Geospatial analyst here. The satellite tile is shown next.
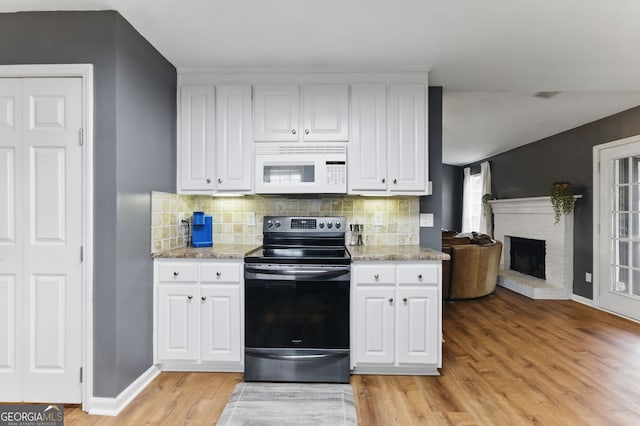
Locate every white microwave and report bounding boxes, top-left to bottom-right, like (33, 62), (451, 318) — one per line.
(255, 144), (347, 194)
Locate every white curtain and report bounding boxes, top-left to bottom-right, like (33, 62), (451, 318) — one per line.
(461, 167), (473, 232)
(479, 161), (492, 236)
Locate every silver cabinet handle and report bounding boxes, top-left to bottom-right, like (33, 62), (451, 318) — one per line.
(418, 274), (423, 280)
(173, 271), (179, 277)
(374, 274), (379, 280)
(218, 178), (222, 184)
(187, 295), (193, 300)
(216, 271), (221, 277)
(388, 298), (394, 303)
(381, 178), (386, 183)
(206, 178), (211, 183)
(201, 296), (207, 301)
(305, 129), (309, 134)
(393, 179), (398, 184)
(291, 129), (297, 135)
(403, 298), (408, 303)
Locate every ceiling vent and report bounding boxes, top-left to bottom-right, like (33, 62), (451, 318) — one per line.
(533, 91), (561, 99)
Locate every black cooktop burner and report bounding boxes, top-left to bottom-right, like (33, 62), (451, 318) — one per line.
(244, 246), (351, 265)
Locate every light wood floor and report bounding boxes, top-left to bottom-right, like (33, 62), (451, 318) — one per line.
(65, 287), (640, 425)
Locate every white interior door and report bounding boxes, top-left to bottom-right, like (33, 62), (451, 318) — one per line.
(597, 137), (640, 322)
(0, 77), (83, 403)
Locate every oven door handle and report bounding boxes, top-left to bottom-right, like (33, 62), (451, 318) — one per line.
(245, 349), (347, 361)
(245, 267), (350, 280)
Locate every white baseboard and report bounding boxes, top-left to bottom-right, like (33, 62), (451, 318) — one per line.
(88, 365), (160, 416)
(571, 293), (594, 306)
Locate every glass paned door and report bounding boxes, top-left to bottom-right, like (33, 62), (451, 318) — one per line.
(598, 139), (640, 322)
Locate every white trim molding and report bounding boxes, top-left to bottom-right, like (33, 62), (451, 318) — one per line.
(89, 366), (161, 416)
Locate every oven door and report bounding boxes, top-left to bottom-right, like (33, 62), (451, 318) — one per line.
(244, 263), (350, 382)
(244, 264), (350, 350)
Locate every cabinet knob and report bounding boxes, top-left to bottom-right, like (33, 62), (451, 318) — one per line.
(393, 179), (398, 184)
(206, 178), (212, 184)
(216, 271), (221, 277)
(388, 298), (394, 303)
(374, 274), (379, 280)
(173, 271), (179, 277)
(201, 296), (207, 301)
(218, 178), (222, 184)
(403, 297), (408, 303)
(305, 129), (310, 135)
(418, 274), (423, 280)
(187, 295), (193, 300)
(381, 178), (386, 184)
(291, 129), (297, 135)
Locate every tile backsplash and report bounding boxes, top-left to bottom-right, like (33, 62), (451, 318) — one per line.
(151, 191), (420, 252)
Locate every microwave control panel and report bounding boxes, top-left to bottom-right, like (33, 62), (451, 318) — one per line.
(326, 161), (346, 185)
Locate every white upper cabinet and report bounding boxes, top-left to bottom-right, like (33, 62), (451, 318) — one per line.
(388, 85), (427, 192)
(253, 85), (299, 142)
(254, 84), (349, 142)
(215, 85), (253, 192)
(349, 83), (428, 195)
(178, 85), (253, 194)
(302, 85), (349, 141)
(349, 84), (387, 191)
(179, 86), (216, 191)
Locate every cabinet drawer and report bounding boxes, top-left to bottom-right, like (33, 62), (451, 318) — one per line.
(397, 264), (440, 285)
(157, 262), (198, 283)
(355, 264), (395, 284)
(201, 262), (241, 283)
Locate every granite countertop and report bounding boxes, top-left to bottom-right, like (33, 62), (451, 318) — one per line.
(152, 243), (449, 262)
(348, 244), (450, 262)
(151, 244), (260, 260)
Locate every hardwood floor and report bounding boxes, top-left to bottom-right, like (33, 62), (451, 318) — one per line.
(65, 287), (640, 425)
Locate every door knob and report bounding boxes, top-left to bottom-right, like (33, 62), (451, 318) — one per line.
(206, 178), (212, 184)
(291, 129), (297, 135)
(418, 274), (423, 280)
(305, 129), (310, 134)
(388, 298), (394, 303)
(218, 178), (222, 184)
(173, 271), (179, 277)
(201, 296), (207, 301)
(187, 295), (193, 300)
(403, 298), (408, 303)
(374, 274), (379, 280)
(216, 271), (221, 277)
(381, 178), (386, 183)
(393, 179), (398, 184)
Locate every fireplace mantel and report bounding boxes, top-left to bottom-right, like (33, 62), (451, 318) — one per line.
(488, 195), (581, 299)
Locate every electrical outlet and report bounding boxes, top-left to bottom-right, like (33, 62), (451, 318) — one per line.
(585, 272), (592, 283)
(420, 213), (434, 227)
(245, 212), (256, 226)
(374, 212), (384, 227)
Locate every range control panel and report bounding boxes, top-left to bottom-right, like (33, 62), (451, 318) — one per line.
(263, 216), (345, 232)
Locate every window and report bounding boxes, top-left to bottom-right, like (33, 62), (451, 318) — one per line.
(469, 173), (482, 232)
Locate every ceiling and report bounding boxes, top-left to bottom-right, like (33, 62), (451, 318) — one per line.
(3, 0), (640, 165)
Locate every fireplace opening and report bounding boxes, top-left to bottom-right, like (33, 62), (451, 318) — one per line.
(510, 237), (546, 279)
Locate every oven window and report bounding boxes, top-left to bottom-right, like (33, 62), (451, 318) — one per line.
(245, 279), (349, 349)
(263, 165), (315, 183)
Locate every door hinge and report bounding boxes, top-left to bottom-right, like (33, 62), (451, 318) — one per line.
(79, 128), (84, 146)
(80, 246), (84, 262)
(80, 367), (83, 383)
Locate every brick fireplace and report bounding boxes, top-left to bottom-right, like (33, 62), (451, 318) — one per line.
(488, 196), (579, 299)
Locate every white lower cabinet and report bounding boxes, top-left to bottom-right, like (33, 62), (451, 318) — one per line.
(154, 259), (243, 372)
(352, 261), (441, 375)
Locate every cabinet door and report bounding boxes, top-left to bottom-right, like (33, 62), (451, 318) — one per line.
(396, 287), (439, 364)
(179, 86), (216, 191)
(349, 84), (387, 191)
(157, 285), (199, 361)
(254, 85), (299, 141)
(200, 285), (242, 362)
(215, 85), (252, 191)
(302, 85), (349, 141)
(354, 287), (395, 364)
(387, 85), (427, 192)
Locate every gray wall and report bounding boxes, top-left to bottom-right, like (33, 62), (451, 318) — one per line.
(441, 164), (463, 231)
(420, 87), (443, 250)
(468, 105), (640, 299)
(0, 11), (176, 397)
